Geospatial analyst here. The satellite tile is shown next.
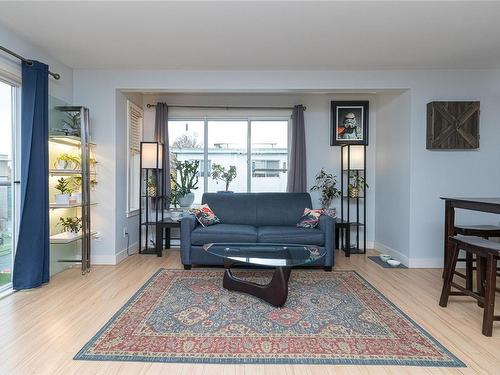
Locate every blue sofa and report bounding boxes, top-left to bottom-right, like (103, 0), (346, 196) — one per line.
(180, 192), (335, 271)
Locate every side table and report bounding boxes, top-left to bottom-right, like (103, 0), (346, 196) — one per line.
(155, 218), (181, 257)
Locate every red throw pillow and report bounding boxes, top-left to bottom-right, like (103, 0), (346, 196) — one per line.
(296, 208), (322, 228)
(190, 204), (221, 227)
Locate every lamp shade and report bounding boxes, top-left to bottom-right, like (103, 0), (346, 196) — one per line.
(342, 145), (365, 170)
(141, 142), (163, 169)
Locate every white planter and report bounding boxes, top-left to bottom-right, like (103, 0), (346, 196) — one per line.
(54, 194), (70, 205)
(178, 192), (195, 208)
(72, 192), (82, 204)
(56, 160), (67, 170)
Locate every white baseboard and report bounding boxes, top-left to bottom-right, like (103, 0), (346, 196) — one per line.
(408, 257), (443, 269)
(92, 241), (139, 265)
(374, 241), (445, 268)
(115, 241), (139, 264)
(374, 241), (410, 267)
(91, 254), (117, 265)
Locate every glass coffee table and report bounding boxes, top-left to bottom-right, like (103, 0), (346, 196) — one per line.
(203, 243), (326, 307)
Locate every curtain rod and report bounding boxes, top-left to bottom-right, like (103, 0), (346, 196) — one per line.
(146, 104), (306, 111)
(0, 45), (61, 80)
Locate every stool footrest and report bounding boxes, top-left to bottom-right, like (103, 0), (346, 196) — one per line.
(450, 282), (485, 303)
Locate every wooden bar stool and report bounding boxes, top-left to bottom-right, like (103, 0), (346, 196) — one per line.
(453, 225), (500, 291)
(439, 235), (500, 336)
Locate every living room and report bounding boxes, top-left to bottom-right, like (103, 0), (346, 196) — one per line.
(1, 1), (499, 374)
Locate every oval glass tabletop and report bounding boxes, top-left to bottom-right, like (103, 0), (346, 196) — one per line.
(203, 243), (326, 267)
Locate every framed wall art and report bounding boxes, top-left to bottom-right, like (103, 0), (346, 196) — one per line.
(331, 101), (369, 146)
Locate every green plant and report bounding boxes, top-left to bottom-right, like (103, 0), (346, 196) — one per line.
(310, 168), (341, 209)
(168, 186), (181, 208)
(55, 178), (73, 195)
(67, 176), (97, 192)
(54, 153), (80, 170)
(62, 112), (81, 131)
(348, 174), (368, 197)
(171, 160), (199, 197)
(57, 217), (82, 233)
(211, 164), (237, 191)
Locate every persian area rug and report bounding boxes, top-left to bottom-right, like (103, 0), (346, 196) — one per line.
(75, 269), (464, 367)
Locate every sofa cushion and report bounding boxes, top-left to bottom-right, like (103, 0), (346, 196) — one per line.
(191, 224), (258, 246)
(202, 192), (313, 226)
(257, 226), (324, 245)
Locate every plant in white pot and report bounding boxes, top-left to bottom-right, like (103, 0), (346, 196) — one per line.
(310, 168), (341, 217)
(54, 178), (73, 205)
(171, 160), (199, 208)
(211, 164), (237, 192)
(54, 153), (80, 170)
(57, 216), (82, 238)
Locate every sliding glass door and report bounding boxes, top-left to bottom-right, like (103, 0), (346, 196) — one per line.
(0, 79), (17, 291)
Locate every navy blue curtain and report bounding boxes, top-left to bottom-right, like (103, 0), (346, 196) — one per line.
(13, 61), (50, 290)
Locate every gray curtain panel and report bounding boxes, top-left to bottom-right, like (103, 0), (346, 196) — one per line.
(287, 105), (307, 192)
(154, 102), (171, 206)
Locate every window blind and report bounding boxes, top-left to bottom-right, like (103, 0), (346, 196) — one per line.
(128, 102), (143, 154)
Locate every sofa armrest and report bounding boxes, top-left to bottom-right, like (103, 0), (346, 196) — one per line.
(318, 215), (335, 268)
(180, 215), (198, 265)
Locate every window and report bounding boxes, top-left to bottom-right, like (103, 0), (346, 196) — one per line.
(126, 101), (143, 215)
(168, 117), (288, 202)
(169, 120), (205, 204)
(0, 77), (19, 292)
(207, 120), (248, 193)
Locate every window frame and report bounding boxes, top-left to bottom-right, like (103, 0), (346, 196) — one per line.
(0, 63), (21, 295)
(126, 100), (143, 217)
(168, 115), (290, 195)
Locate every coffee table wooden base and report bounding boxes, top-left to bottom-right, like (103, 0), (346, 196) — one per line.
(222, 267), (292, 307)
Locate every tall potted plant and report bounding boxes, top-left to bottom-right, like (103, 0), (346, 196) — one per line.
(310, 168), (341, 216)
(211, 164), (237, 192)
(171, 160), (199, 208)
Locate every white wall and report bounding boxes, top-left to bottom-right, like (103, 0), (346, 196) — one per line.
(0, 23), (73, 101)
(73, 69), (500, 267)
(375, 91), (411, 264)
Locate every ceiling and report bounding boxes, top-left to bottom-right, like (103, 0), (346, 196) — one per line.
(1, 1), (500, 70)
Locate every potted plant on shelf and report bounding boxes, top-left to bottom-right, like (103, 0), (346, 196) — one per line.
(54, 153), (80, 170)
(54, 177), (73, 205)
(146, 175), (158, 197)
(171, 160), (199, 208)
(348, 174), (369, 198)
(211, 164), (237, 192)
(57, 217), (82, 238)
(61, 112), (81, 137)
(310, 168), (341, 217)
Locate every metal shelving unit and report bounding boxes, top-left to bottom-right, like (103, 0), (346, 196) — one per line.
(49, 106), (94, 274)
(340, 144), (367, 255)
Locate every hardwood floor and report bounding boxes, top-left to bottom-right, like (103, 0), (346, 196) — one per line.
(0, 249), (499, 375)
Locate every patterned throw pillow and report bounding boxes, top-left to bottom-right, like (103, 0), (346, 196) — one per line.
(296, 208), (323, 228)
(190, 204), (221, 227)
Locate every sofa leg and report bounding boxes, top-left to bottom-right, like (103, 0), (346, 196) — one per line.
(184, 265), (192, 270)
(324, 266), (332, 272)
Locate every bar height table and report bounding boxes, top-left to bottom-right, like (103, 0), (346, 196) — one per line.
(441, 197), (500, 270)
